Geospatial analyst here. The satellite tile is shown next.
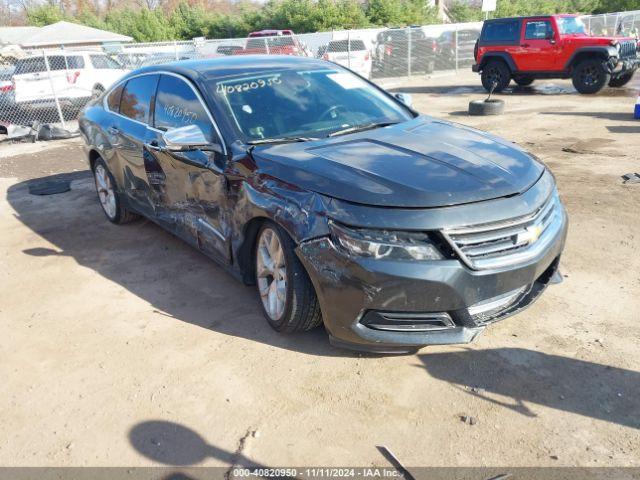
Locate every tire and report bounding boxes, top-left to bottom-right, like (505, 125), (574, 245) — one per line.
(513, 75), (534, 86)
(468, 99), (505, 116)
(254, 222), (322, 333)
(608, 71), (635, 87)
(481, 59), (511, 92)
(93, 157), (139, 224)
(572, 59), (611, 94)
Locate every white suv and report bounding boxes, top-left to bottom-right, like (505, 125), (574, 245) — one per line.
(320, 39), (372, 78)
(12, 51), (129, 109)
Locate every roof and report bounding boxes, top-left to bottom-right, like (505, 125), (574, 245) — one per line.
(0, 21), (132, 47)
(0, 26), (39, 45)
(132, 55), (330, 82)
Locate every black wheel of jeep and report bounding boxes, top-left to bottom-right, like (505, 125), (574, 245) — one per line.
(572, 59), (611, 94)
(608, 71), (635, 87)
(513, 75), (534, 86)
(481, 60), (511, 92)
(254, 222), (322, 333)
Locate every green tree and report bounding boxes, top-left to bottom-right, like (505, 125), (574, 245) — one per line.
(26, 4), (65, 26)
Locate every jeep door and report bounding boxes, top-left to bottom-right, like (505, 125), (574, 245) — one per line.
(144, 73), (230, 264)
(517, 19), (560, 71)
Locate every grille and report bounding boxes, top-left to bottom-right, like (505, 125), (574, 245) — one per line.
(443, 192), (563, 270)
(619, 41), (637, 59)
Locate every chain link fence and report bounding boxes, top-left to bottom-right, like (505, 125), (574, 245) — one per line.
(1, 10), (639, 142)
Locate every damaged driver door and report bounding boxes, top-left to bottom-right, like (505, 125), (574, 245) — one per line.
(143, 73), (230, 264)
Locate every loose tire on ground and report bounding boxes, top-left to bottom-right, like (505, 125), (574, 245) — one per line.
(468, 99), (505, 116)
(513, 75), (534, 86)
(255, 222), (322, 333)
(572, 59), (611, 94)
(93, 157), (139, 224)
(481, 59), (511, 92)
(608, 71), (635, 87)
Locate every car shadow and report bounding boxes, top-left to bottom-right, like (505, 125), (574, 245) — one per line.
(418, 348), (639, 430)
(540, 111), (636, 121)
(7, 171), (360, 358)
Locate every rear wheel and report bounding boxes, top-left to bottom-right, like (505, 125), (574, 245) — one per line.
(93, 158), (139, 224)
(513, 75), (534, 86)
(255, 222), (322, 333)
(572, 59), (610, 94)
(481, 60), (511, 92)
(608, 71), (635, 87)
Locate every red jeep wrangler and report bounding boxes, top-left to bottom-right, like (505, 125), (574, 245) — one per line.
(472, 14), (639, 94)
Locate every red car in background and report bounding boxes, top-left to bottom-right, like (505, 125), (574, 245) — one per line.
(239, 30), (308, 56)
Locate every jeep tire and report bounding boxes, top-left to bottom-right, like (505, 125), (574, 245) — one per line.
(572, 59), (611, 94)
(481, 60), (511, 93)
(608, 71), (635, 87)
(513, 75), (534, 86)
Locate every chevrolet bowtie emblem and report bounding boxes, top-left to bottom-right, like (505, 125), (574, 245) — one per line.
(517, 225), (542, 245)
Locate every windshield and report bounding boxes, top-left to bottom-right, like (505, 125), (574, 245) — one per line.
(210, 67), (413, 142)
(557, 17), (587, 35)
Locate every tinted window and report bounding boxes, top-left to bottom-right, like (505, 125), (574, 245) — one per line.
(90, 55), (121, 69)
(120, 75), (158, 123)
(47, 56), (84, 70)
(328, 40), (366, 52)
(107, 83), (124, 112)
(154, 75), (213, 140)
(525, 21), (553, 40)
(483, 21), (520, 42)
(15, 57), (46, 74)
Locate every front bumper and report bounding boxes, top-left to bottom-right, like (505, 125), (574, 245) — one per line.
(608, 56), (639, 75)
(472, 63), (480, 72)
(297, 208), (568, 353)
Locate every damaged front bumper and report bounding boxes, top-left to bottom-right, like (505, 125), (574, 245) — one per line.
(296, 211), (567, 353)
(608, 56), (639, 75)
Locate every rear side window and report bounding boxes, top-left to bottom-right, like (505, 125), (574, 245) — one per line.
(15, 57), (46, 74)
(525, 20), (553, 40)
(328, 40), (366, 52)
(107, 83), (124, 113)
(154, 74), (214, 140)
(120, 75), (159, 123)
(90, 55), (121, 69)
(47, 56), (84, 70)
(482, 20), (520, 43)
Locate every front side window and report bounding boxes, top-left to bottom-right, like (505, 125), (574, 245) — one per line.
(119, 75), (159, 123)
(209, 67), (413, 142)
(154, 75), (214, 140)
(525, 21), (553, 40)
(15, 57), (46, 75)
(90, 55), (121, 69)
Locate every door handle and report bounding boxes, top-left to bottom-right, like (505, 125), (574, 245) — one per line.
(144, 140), (165, 152)
(107, 126), (119, 135)
(521, 43), (530, 48)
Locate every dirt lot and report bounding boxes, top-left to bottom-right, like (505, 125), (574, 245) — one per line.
(1, 71), (639, 470)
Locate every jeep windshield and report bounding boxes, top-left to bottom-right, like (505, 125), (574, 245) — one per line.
(557, 17), (587, 35)
(210, 67), (413, 143)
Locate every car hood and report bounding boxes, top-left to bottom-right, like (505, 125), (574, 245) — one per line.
(251, 116), (545, 208)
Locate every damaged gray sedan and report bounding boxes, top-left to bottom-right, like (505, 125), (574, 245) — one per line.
(79, 55), (568, 353)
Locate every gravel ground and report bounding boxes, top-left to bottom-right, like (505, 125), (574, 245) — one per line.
(0, 71), (638, 470)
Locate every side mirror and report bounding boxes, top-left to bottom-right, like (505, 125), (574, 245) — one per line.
(395, 92), (413, 107)
(162, 124), (222, 153)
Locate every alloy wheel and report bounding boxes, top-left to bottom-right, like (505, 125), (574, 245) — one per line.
(256, 227), (287, 321)
(94, 164), (117, 219)
(580, 65), (599, 86)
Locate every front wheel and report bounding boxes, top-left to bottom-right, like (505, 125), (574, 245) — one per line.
(255, 222), (322, 333)
(572, 59), (610, 94)
(513, 75), (534, 86)
(608, 71), (635, 87)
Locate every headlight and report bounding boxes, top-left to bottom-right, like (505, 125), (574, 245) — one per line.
(328, 221), (445, 261)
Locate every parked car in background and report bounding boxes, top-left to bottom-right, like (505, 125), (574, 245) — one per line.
(0, 65), (15, 111)
(240, 30), (308, 56)
(140, 52), (198, 66)
(12, 51), (128, 110)
(373, 27), (437, 77)
(473, 14), (639, 93)
(435, 28), (480, 70)
(79, 56), (567, 353)
(320, 39), (372, 78)
(216, 45), (244, 56)
(116, 52), (149, 69)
